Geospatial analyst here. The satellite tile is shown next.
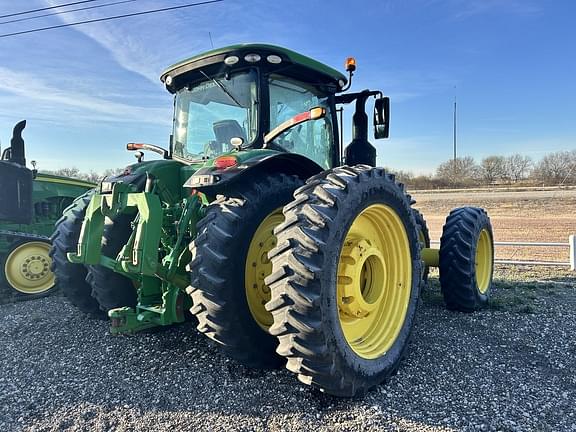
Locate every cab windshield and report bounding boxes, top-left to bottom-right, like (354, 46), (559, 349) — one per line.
(172, 70), (258, 160)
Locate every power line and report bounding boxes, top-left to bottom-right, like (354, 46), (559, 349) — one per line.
(0, 0), (100, 19)
(0, 0), (224, 39)
(0, 0), (140, 26)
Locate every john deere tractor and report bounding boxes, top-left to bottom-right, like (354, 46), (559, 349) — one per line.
(51, 44), (494, 397)
(0, 121), (94, 303)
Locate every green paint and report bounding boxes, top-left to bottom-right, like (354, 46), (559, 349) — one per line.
(0, 174), (94, 259)
(69, 168), (204, 334)
(161, 43), (346, 85)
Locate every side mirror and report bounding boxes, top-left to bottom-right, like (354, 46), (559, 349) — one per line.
(373, 97), (390, 139)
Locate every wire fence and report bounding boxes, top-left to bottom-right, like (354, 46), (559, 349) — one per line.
(430, 234), (575, 271)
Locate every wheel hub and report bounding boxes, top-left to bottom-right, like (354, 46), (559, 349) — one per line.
(338, 238), (387, 319)
(245, 210), (283, 330)
(21, 255), (50, 280)
(249, 239), (275, 304)
(5, 241), (55, 294)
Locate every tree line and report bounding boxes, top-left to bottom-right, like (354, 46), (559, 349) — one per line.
(40, 167), (124, 183)
(392, 149), (576, 189)
(40, 149), (576, 189)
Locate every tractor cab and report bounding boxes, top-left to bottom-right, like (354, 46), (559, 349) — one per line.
(160, 44), (389, 172)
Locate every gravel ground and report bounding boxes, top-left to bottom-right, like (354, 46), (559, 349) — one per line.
(1, 266), (575, 431)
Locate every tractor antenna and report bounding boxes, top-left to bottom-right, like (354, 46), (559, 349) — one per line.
(208, 31), (214, 48)
(453, 87), (457, 162)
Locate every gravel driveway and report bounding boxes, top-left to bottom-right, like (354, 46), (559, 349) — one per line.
(1, 266), (575, 431)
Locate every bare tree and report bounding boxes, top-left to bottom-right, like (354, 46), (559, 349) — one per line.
(52, 167), (81, 179)
(480, 156), (506, 184)
(386, 168), (413, 185)
(436, 156), (480, 186)
(102, 167), (125, 178)
(505, 154), (532, 183)
(39, 167), (123, 183)
(82, 171), (103, 183)
(531, 151), (573, 185)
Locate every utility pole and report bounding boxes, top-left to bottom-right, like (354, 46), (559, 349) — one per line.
(453, 91), (457, 162)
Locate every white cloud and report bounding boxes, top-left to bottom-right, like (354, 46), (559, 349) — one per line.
(43, 0), (167, 83)
(0, 66), (170, 125)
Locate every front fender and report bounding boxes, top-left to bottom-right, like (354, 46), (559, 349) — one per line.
(184, 152), (324, 194)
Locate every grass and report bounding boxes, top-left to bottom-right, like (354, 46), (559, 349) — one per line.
(422, 266), (575, 314)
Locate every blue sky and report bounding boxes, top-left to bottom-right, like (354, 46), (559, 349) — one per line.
(0, 0), (574, 175)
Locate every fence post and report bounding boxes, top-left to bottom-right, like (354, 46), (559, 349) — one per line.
(570, 235), (575, 271)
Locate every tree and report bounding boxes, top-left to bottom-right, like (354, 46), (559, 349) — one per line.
(532, 150), (575, 185)
(39, 167), (123, 183)
(480, 156), (506, 184)
(52, 167), (80, 179)
(436, 156), (480, 186)
(82, 171), (103, 183)
(385, 168), (413, 186)
(505, 154), (532, 183)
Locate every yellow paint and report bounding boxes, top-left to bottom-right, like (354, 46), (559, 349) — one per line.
(4, 241), (55, 294)
(475, 228), (493, 294)
(337, 204), (412, 359)
(245, 209), (283, 330)
(421, 248), (439, 267)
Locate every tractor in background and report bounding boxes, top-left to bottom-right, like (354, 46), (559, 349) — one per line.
(0, 121), (94, 303)
(51, 44), (494, 397)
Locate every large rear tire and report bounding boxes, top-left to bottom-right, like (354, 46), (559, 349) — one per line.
(187, 174), (303, 368)
(266, 166), (422, 397)
(50, 190), (105, 317)
(439, 207), (494, 312)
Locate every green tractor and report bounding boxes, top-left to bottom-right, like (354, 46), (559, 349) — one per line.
(52, 44), (494, 397)
(0, 121), (94, 303)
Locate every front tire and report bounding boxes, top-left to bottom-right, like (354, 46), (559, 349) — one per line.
(187, 174), (304, 368)
(266, 166), (422, 397)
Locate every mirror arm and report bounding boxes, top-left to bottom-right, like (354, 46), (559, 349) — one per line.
(126, 143), (169, 159)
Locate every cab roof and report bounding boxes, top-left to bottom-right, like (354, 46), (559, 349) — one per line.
(160, 43), (348, 92)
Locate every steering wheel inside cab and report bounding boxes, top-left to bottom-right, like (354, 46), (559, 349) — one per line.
(207, 120), (247, 154)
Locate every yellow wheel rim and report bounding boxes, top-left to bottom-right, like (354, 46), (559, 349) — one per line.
(475, 229), (493, 294)
(4, 242), (55, 294)
(337, 204), (412, 359)
(245, 209), (283, 330)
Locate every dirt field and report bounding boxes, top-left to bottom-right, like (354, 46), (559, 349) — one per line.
(412, 188), (576, 263)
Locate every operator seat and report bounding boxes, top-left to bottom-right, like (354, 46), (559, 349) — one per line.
(213, 120), (247, 151)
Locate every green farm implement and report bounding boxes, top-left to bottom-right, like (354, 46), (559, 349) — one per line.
(0, 121), (94, 303)
(51, 44), (494, 396)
